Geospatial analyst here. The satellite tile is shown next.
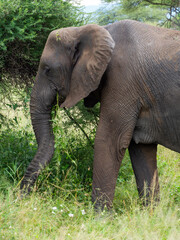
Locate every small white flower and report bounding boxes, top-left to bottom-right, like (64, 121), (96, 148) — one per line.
(68, 233), (70, 236)
(52, 211), (55, 214)
(9, 226), (12, 229)
(60, 209), (63, 213)
(68, 213), (74, 217)
(81, 209), (86, 215)
(81, 224), (85, 230)
(52, 207), (57, 210)
(60, 204), (63, 207)
(34, 208), (37, 211)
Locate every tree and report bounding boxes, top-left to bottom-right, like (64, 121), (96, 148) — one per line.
(96, 1), (167, 25)
(100, 0), (180, 28)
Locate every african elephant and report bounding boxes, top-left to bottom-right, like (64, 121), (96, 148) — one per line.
(21, 20), (180, 210)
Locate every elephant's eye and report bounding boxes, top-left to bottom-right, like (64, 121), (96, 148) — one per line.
(44, 66), (51, 76)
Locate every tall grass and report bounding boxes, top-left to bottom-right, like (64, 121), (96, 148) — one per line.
(0, 147), (179, 240)
(0, 85), (179, 239)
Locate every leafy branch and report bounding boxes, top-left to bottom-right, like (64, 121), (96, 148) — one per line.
(63, 107), (94, 149)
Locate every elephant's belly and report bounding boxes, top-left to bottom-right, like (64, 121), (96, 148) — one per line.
(158, 119), (180, 153)
(132, 108), (180, 153)
(132, 106), (157, 145)
(132, 117), (157, 145)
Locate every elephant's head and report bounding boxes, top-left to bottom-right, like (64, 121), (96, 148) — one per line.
(21, 24), (115, 191)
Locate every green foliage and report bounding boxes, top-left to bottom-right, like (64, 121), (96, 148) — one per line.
(120, 0), (180, 28)
(0, 124), (93, 195)
(99, 0), (180, 28)
(96, 2), (167, 25)
(0, 0), (87, 84)
(0, 83), (97, 195)
(0, 81), (31, 128)
(0, 129), (36, 187)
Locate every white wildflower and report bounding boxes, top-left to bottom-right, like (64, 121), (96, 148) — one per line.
(60, 209), (63, 213)
(52, 211), (55, 214)
(34, 208), (37, 211)
(52, 207), (57, 210)
(68, 213), (74, 217)
(81, 209), (86, 215)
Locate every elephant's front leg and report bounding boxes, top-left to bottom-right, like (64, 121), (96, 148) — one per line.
(92, 120), (126, 211)
(91, 94), (140, 210)
(92, 141), (121, 211)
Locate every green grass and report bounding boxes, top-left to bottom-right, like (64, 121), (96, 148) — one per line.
(0, 148), (179, 240)
(0, 87), (179, 239)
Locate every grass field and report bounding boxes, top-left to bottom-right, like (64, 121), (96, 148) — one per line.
(0, 145), (179, 240)
(0, 87), (179, 239)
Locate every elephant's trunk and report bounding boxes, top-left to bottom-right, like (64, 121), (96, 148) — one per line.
(20, 81), (57, 193)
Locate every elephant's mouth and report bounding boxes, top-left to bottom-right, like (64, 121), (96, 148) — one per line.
(57, 86), (70, 107)
(58, 94), (66, 107)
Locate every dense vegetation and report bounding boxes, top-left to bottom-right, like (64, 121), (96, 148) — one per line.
(0, 0), (179, 238)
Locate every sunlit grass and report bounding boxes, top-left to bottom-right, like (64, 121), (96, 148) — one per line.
(0, 146), (179, 239)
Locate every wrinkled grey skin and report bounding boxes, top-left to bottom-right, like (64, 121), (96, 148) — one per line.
(21, 20), (180, 210)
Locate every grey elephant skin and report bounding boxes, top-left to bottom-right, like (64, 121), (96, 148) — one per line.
(21, 20), (180, 210)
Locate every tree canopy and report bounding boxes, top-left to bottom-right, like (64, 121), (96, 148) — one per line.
(98, 0), (180, 27)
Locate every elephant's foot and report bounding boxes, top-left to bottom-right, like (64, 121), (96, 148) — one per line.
(20, 174), (38, 197)
(92, 188), (113, 212)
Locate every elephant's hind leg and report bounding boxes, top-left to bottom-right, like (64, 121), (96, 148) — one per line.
(128, 140), (159, 204)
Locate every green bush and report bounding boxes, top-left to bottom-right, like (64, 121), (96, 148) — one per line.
(0, 0), (87, 84)
(0, 82), (97, 195)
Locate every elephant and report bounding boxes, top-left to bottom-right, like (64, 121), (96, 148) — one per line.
(20, 20), (180, 210)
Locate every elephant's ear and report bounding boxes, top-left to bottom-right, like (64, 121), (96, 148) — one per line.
(60, 24), (115, 108)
